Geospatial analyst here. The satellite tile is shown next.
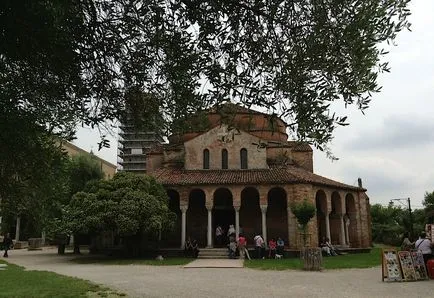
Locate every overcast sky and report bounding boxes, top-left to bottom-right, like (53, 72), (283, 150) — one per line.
(74, 0), (433, 210)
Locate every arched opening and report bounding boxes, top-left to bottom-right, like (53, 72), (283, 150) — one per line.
(267, 187), (288, 244)
(240, 148), (248, 169)
(162, 189), (181, 247)
(203, 149), (210, 169)
(315, 190), (327, 245)
(187, 189), (207, 247)
(213, 188), (234, 247)
(221, 149), (228, 169)
(330, 191), (343, 245)
(345, 193), (358, 247)
(240, 187), (261, 242)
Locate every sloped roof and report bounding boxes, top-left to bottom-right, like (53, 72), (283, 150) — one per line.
(152, 165), (363, 191)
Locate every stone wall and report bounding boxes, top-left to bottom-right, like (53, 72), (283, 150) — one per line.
(292, 151), (313, 172)
(184, 125), (267, 170)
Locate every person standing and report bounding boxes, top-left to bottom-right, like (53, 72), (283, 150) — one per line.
(215, 225), (223, 246)
(184, 237), (192, 257)
(276, 237), (285, 256)
(254, 234), (265, 259)
(237, 234), (251, 260)
(228, 238), (237, 259)
(2, 233), (13, 258)
(268, 238), (277, 259)
(227, 224), (235, 237)
(401, 232), (414, 251)
(191, 238), (200, 258)
(415, 231), (433, 265)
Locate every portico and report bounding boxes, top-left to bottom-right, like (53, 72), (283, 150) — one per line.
(163, 182), (366, 250)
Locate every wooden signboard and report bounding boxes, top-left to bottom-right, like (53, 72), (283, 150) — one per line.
(397, 251), (417, 281)
(382, 248), (402, 282)
(410, 250), (429, 280)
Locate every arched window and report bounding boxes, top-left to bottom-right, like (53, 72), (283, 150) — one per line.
(222, 149), (228, 169)
(240, 148), (248, 169)
(203, 149), (210, 169)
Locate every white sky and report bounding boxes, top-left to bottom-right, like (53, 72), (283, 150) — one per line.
(74, 0), (434, 210)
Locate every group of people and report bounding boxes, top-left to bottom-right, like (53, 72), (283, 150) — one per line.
(221, 224), (285, 260)
(401, 231), (433, 265)
(320, 237), (340, 256)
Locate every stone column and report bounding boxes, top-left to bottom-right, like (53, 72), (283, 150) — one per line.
(260, 205), (268, 245)
(206, 205), (213, 248)
(325, 211), (331, 242)
(41, 231), (46, 246)
(234, 206), (240, 239)
(344, 215), (350, 246)
(15, 216), (21, 241)
(339, 214), (346, 246)
(180, 206), (188, 249)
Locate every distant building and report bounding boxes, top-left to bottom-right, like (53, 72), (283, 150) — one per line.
(146, 103), (372, 249)
(61, 141), (116, 179)
(117, 123), (163, 173)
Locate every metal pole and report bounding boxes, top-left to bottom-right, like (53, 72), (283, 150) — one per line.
(407, 198), (413, 240)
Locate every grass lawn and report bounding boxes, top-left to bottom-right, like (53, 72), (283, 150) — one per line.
(0, 260), (124, 297)
(244, 247), (382, 270)
(70, 256), (193, 266)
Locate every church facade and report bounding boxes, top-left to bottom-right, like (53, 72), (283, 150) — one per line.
(146, 105), (371, 249)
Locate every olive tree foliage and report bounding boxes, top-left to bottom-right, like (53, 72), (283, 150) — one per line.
(59, 172), (175, 247)
(1, 0), (411, 151)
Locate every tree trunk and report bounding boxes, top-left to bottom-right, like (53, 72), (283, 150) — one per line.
(300, 247), (322, 271)
(58, 244), (65, 255)
(73, 234), (81, 254)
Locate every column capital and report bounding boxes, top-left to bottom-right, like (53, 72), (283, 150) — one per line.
(233, 205), (240, 211)
(206, 203), (213, 211)
(260, 205), (268, 213)
(180, 205), (188, 213)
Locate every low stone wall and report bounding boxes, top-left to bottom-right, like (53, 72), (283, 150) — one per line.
(13, 241), (29, 249)
(28, 238), (44, 250)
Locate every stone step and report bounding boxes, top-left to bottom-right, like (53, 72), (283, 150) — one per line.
(199, 252), (228, 257)
(199, 248), (228, 252)
(198, 248), (229, 259)
(198, 255), (229, 259)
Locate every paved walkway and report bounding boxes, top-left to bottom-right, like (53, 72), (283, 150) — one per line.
(4, 248), (434, 298)
(184, 258), (243, 268)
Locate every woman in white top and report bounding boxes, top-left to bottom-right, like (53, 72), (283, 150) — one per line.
(415, 232), (433, 264)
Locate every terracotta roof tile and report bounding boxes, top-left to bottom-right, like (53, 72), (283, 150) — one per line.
(152, 165), (362, 191)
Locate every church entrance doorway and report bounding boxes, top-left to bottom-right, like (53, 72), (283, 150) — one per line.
(213, 188), (234, 247)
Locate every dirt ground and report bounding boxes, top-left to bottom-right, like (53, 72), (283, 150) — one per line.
(4, 248), (434, 298)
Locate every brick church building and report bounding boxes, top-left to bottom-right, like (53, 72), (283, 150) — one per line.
(146, 104), (371, 250)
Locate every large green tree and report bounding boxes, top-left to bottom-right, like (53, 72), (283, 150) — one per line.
(0, 120), (68, 238)
(0, 0), (412, 227)
(370, 203), (427, 246)
(59, 172), (175, 256)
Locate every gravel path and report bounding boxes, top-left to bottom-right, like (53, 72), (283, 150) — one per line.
(5, 248), (433, 298)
